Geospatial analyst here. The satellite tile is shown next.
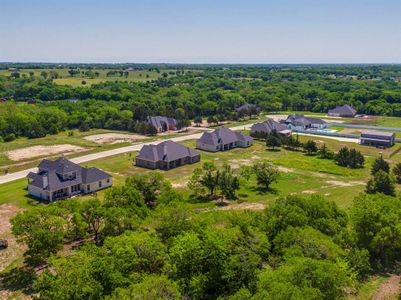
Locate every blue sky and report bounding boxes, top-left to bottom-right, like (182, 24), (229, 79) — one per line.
(1, 0), (400, 63)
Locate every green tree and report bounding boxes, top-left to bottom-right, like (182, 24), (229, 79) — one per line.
(303, 140), (318, 155)
(199, 162), (220, 197)
(218, 163), (240, 199)
(194, 116), (203, 127)
(34, 249), (103, 299)
(371, 156), (390, 175)
(254, 257), (353, 300)
(366, 170), (395, 196)
(11, 206), (69, 265)
(318, 144), (334, 159)
(348, 148), (365, 169)
(109, 275), (181, 300)
(126, 173), (171, 208)
(351, 194), (401, 266)
(392, 162), (401, 183)
(266, 133), (281, 150)
(335, 147), (350, 167)
(253, 161), (279, 190)
(265, 195), (348, 240)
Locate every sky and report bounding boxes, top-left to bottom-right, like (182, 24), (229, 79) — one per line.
(1, 0), (401, 64)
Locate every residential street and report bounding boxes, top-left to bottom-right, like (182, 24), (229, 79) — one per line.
(0, 123), (254, 185)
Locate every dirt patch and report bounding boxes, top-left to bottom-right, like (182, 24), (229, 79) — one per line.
(0, 204), (26, 272)
(372, 274), (400, 300)
(217, 202), (266, 211)
(191, 120), (230, 128)
(228, 159), (252, 169)
(302, 190), (316, 194)
(7, 145), (87, 161)
(278, 166), (294, 173)
(326, 180), (365, 187)
(172, 182), (187, 188)
(340, 128), (363, 134)
(84, 133), (147, 144)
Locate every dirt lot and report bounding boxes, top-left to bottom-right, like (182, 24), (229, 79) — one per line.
(0, 204), (26, 272)
(83, 133), (147, 144)
(7, 145), (87, 161)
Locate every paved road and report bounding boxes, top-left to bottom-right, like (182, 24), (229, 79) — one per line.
(0, 124), (253, 185)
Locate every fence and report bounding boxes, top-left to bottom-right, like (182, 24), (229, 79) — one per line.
(328, 123), (401, 133)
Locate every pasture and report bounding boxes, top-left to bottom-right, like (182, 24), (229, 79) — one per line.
(0, 68), (176, 87)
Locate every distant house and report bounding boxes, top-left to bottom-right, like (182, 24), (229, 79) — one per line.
(360, 131), (395, 148)
(27, 157), (112, 202)
(235, 103), (260, 115)
(0, 98), (7, 103)
(196, 127), (253, 152)
(284, 114), (327, 130)
(250, 120), (291, 137)
(147, 116), (177, 133)
(135, 140), (200, 170)
(26, 99), (37, 104)
(328, 105), (357, 118)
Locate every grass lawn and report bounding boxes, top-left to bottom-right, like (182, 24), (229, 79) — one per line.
(80, 138), (381, 209)
(0, 68), (166, 87)
(3, 133), (400, 211)
(0, 128), (143, 173)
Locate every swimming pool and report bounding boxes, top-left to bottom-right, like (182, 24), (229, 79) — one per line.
(309, 128), (338, 133)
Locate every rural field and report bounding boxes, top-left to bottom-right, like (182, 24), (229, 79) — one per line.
(0, 68), (177, 87)
(1, 131), (401, 298)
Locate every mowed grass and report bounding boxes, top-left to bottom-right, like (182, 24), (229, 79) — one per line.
(0, 68), (183, 87)
(81, 137), (385, 209)
(3, 134), (399, 210)
(0, 129), (142, 172)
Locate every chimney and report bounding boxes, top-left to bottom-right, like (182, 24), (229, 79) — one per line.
(162, 143), (168, 161)
(43, 174), (48, 189)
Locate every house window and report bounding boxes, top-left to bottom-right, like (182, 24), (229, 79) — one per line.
(99, 181), (102, 188)
(107, 178), (110, 183)
(87, 185), (90, 191)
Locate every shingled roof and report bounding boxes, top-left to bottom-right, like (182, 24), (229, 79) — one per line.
(28, 158), (111, 191)
(136, 140), (199, 162)
(251, 119), (289, 134)
(147, 116), (177, 129)
(198, 127), (252, 146)
(285, 114), (326, 126)
(328, 105), (357, 116)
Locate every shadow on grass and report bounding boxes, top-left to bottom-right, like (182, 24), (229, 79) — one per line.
(188, 193), (220, 203)
(266, 148), (281, 152)
(0, 267), (36, 296)
(251, 186), (279, 195)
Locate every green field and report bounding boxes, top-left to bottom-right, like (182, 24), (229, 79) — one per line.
(0, 68), (175, 87)
(2, 135), (398, 211)
(0, 129), (142, 173)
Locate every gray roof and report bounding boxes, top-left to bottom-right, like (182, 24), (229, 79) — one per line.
(147, 116), (177, 129)
(251, 120), (289, 134)
(361, 130), (395, 138)
(198, 127), (253, 146)
(28, 158), (111, 191)
(38, 157), (81, 174)
(307, 117), (326, 124)
(136, 140), (199, 162)
(285, 114), (326, 126)
(328, 105), (357, 115)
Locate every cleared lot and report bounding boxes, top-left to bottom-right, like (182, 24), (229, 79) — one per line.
(7, 145), (87, 161)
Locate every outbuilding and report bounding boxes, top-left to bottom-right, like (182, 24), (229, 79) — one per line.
(360, 130), (395, 148)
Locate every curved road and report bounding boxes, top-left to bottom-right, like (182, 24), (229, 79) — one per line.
(0, 122), (362, 185)
(0, 124), (253, 185)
